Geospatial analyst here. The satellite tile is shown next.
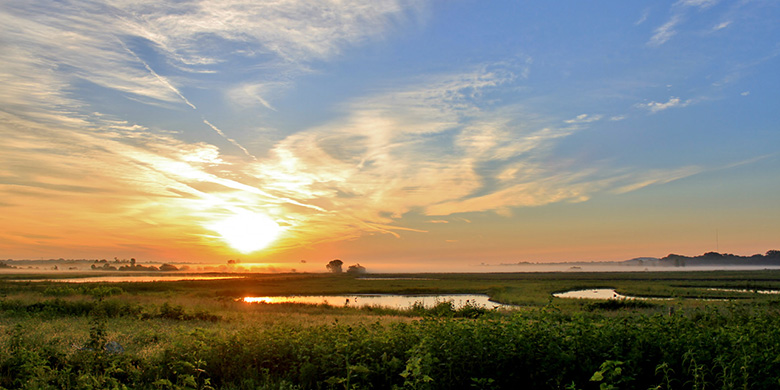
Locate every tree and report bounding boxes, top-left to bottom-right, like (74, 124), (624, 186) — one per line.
(326, 259), (343, 274)
(346, 263), (366, 275)
(159, 264), (178, 272)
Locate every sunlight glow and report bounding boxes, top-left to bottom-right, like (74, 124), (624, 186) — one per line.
(209, 211), (282, 253)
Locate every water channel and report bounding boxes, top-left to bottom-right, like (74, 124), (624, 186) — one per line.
(242, 294), (507, 309)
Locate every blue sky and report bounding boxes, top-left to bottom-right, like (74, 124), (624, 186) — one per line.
(1, 0), (778, 271)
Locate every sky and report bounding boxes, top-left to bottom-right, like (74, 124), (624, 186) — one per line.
(1, 0), (779, 272)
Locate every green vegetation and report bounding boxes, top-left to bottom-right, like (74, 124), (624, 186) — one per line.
(2, 271), (780, 389)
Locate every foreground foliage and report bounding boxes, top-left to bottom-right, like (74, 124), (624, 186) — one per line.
(3, 301), (780, 389)
(3, 271), (780, 389)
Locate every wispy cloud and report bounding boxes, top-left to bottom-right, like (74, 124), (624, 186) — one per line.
(4, 0), (764, 262)
(648, 15), (682, 47)
(120, 0), (425, 65)
(0, 0), (429, 257)
(648, 0), (721, 46)
(120, 41), (198, 110)
(202, 120), (256, 160)
(0, 0), (423, 116)
(713, 20), (732, 31)
(564, 114), (603, 124)
(611, 166), (702, 194)
(636, 96), (692, 113)
(675, 0), (718, 8)
(227, 82), (285, 110)
(234, 67), (707, 246)
(635, 9), (650, 26)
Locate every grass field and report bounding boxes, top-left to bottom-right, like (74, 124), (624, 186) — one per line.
(2, 270), (780, 389)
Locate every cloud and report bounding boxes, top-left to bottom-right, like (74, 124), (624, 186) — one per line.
(648, 0), (720, 46)
(0, 1), (431, 257)
(636, 96), (691, 113)
(610, 166), (702, 194)
(202, 120), (256, 159)
(120, 0), (425, 65)
(227, 82), (286, 110)
(120, 41), (198, 110)
(230, 67), (707, 246)
(675, 0), (718, 8)
(0, 61), (708, 257)
(0, 0), (424, 115)
(0, 1), (736, 259)
(564, 114), (603, 124)
(635, 9), (650, 26)
(713, 20), (732, 31)
(648, 15), (682, 47)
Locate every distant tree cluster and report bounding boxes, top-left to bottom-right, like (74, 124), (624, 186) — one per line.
(326, 259), (367, 274)
(90, 258), (179, 272)
(660, 250), (780, 267)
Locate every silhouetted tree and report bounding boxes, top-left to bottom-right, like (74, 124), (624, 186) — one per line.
(159, 264), (178, 272)
(326, 259), (343, 274)
(346, 263), (366, 275)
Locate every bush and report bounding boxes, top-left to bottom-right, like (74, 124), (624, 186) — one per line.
(585, 299), (656, 311)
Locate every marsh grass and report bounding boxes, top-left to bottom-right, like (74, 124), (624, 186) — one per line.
(3, 271), (780, 388)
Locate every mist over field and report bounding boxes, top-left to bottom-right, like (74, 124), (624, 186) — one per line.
(1, 1), (779, 267)
(3, 250), (779, 274)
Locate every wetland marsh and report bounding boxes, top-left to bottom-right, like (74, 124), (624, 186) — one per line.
(3, 270), (780, 389)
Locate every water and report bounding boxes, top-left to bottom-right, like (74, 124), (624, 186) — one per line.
(552, 288), (668, 300)
(357, 277), (438, 281)
(242, 294), (507, 309)
(10, 275), (243, 283)
(706, 288), (780, 294)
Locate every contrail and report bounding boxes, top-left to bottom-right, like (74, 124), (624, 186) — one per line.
(119, 39), (256, 159)
(203, 119), (256, 160)
(119, 41), (197, 110)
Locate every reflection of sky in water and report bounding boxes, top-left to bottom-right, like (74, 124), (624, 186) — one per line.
(555, 288), (780, 301)
(553, 289), (673, 300)
(12, 276), (243, 283)
(242, 294), (507, 309)
(553, 289), (627, 300)
(707, 288), (780, 294)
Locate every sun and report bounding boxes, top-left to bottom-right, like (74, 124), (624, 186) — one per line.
(209, 211), (282, 253)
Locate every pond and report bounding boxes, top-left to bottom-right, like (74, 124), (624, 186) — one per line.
(10, 275), (243, 283)
(554, 287), (776, 301)
(242, 294), (508, 309)
(552, 288), (668, 300)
